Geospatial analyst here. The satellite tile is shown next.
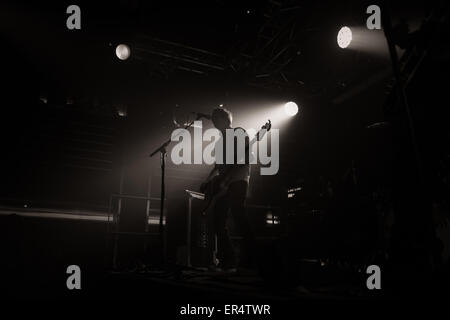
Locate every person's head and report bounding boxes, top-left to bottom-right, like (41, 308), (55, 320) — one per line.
(211, 107), (232, 131)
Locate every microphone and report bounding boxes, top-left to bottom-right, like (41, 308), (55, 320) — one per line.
(192, 112), (211, 120)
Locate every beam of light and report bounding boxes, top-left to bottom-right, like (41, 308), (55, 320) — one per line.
(337, 26), (352, 48)
(116, 44), (131, 60)
(284, 101), (298, 116)
(336, 26), (390, 57)
(232, 101), (300, 137)
(0, 208), (112, 222)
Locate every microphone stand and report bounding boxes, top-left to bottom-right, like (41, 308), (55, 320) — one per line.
(149, 115), (202, 265)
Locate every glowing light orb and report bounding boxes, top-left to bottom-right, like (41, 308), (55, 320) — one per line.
(284, 102), (298, 117)
(337, 26), (352, 48)
(115, 44), (131, 60)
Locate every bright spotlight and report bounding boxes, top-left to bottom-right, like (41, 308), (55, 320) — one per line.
(284, 102), (298, 117)
(337, 26), (352, 49)
(115, 44), (131, 60)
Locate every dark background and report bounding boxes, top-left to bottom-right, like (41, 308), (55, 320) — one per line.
(0, 0), (449, 301)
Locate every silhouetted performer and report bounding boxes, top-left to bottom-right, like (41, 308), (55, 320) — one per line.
(201, 107), (255, 272)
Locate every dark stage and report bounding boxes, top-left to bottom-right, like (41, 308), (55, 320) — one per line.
(1, 0), (450, 314)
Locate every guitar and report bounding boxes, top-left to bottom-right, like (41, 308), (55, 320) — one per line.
(200, 120), (272, 217)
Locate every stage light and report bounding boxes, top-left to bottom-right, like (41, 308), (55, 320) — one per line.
(284, 102), (298, 117)
(115, 104), (127, 117)
(266, 212), (280, 225)
(115, 44), (131, 60)
(232, 100), (300, 135)
(337, 26), (352, 48)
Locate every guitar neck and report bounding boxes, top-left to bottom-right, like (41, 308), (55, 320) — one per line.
(214, 126), (269, 176)
(248, 128), (268, 149)
(235, 128), (268, 161)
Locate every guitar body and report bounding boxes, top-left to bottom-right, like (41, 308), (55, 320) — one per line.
(201, 174), (229, 217)
(200, 119), (272, 218)
(197, 120), (271, 266)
